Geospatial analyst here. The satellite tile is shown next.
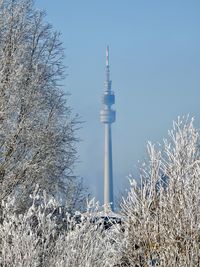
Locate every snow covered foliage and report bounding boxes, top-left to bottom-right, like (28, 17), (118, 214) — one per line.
(2, 117), (200, 266)
(1, 113), (200, 266)
(0, 0), (83, 212)
(120, 117), (200, 266)
(0, 188), (121, 267)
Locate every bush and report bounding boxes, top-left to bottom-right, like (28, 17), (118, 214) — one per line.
(0, 188), (121, 267)
(120, 117), (200, 266)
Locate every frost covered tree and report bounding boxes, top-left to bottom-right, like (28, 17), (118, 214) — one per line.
(119, 117), (200, 266)
(0, 0), (84, 212)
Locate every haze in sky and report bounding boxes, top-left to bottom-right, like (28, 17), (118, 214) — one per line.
(35, 0), (200, 203)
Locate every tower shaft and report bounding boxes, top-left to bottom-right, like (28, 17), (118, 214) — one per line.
(100, 46), (116, 213)
(104, 123), (114, 211)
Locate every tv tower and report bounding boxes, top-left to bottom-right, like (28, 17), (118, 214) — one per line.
(100, 46), (116, 212)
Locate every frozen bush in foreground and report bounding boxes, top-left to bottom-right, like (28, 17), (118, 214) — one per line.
(120, 117), (200, 266)
(0, 188), (60, 266)
(0, 188), (121, 267)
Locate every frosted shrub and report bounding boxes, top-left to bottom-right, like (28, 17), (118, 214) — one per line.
(120, 117), (200, 266)
(0, 188), (60, 266)
(0, 189), (121, 267)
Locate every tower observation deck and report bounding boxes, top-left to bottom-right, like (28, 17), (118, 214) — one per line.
(100, 46), (116, 212)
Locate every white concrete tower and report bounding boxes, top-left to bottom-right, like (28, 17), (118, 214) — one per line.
(100, 46), (116, 212)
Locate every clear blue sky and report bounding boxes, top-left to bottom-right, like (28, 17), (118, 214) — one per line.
(35, 0), (200, 203)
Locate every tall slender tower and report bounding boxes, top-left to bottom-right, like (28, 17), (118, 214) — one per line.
(100, 46), (116, 212)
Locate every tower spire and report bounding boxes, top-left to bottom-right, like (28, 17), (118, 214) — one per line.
(105, 45), (111, 93)
(106, 45), (109, 67)
(100, 46), (116, 213)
